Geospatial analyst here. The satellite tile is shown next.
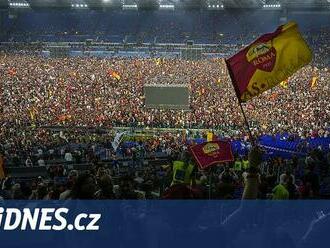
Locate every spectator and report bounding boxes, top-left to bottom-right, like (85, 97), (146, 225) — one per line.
(25, 156), (33, 167)
(272, 174), (289, 200)
(71, 172), (97, 199)
(242, 147), (262, 199)
(64, 150), (73, 162)
(37, 157), (46, 167)
(59, 170), (78, 200)
(95, 175), (115, 199)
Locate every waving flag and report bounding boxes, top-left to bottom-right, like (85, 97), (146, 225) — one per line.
(112, 131), (126, 151)
(112, 72), (121, 80)
(28, 107), (37, 128)
(8, 68), (17, 77)
(58, 114), (72, 122)
(28, 107), (36, 122)
(108, 70), (121, 80)
(190, 141), (234, 170)
(226, 22), (312, 102)
(311, 76), (318, 89)
(155, 58), (163, 65)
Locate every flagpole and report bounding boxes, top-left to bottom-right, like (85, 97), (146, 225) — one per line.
(237, 101), (255, 145)
(225, 59), (255, 145)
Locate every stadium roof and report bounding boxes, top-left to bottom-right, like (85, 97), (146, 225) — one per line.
(1, 0), (330, 10)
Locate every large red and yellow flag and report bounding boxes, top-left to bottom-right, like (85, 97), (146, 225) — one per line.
(226, 22), (312, 102)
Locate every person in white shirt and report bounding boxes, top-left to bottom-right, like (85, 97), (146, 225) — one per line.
(59, 170), (78, 200)
(25, 157), (33, 167)
(134, 172), (144, 185)
(37, 148), (43, 157)
(48, 149), (55, 160)
(37, 158), (45, 167)
(64, 151), (73, 162)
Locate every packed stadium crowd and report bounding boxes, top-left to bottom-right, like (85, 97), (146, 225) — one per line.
(1, 53), (329, 135)
(0, 24), (329, 200)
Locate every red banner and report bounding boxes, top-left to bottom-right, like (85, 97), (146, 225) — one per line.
(190, 141), (234, 170)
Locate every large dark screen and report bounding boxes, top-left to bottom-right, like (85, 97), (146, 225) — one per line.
(144, 84), (190, 110)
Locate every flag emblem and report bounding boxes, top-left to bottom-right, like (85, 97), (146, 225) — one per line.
(202, 143), (220, 157)
(190, 141), (234, 170)
(246, 41), (276, 72)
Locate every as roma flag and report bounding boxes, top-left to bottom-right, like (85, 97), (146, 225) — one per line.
(190, 141), (234, 170)
(226, 22), (312, 102)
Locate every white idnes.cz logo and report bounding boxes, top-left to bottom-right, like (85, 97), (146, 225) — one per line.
(0, 207), (101, 231)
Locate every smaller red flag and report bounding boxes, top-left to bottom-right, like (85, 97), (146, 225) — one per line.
(108, 69), (121, 80)
(58, 114), (72, 122)
(190, 141), (234, 170)
(8, 68), (17, 76)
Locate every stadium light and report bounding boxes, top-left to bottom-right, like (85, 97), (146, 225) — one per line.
(159, 4), (174, 9)
(71, 3), (88, 9)
(9, 1), (30, 8)
(122, 4), (138, 9)
(263, 4), (281, 8)
(207, 3), (224, 9)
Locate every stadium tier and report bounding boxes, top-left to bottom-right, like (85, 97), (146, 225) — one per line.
(0, 10), (329, 43)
